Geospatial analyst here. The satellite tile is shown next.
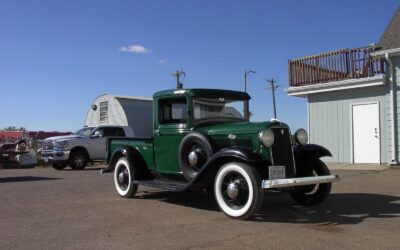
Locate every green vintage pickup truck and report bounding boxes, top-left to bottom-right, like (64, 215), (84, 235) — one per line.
(105, 88), (339, 220)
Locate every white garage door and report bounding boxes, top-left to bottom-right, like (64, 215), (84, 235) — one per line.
(352, 103), (380, 163)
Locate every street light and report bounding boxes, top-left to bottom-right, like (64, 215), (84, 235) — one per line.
(244, 70), (256, 120)
(244, 70), (256, 93)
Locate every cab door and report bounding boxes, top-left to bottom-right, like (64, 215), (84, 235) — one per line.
(153, 97), (189, 174)
(89, 127), (107, 160)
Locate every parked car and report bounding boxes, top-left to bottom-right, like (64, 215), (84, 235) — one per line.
(0, 139), (37, 168)
(41, 126), (134, 170)
(104, 88), (339, 220)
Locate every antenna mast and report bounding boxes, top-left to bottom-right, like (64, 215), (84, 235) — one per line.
(171, 70), (186, 89)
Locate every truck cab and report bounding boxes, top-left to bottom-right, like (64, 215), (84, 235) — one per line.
(106, 88), (339, 220)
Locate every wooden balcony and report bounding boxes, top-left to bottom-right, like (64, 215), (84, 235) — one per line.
(288, 47), (386, 87)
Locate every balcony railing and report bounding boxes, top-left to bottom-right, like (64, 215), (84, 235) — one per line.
(288, 47), (386, 87)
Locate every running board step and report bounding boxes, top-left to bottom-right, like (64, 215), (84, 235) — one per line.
(134, 179), (189, 192)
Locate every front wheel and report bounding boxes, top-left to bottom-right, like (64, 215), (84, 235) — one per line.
(114, 157), (138, 198)
(52, 162), (67, 170)
(214, 162), (263, 220)
(69, 150), (88, 170)
(290, 159), (332, 206)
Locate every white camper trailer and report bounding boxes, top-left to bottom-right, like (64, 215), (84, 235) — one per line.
(85, 94), (153, 137)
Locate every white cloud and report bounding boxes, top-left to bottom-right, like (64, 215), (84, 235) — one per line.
(120, 44), (151, 54)
(159, 59), (167, 64)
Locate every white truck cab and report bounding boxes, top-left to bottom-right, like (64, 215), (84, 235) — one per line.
(41, 126), (134, 170)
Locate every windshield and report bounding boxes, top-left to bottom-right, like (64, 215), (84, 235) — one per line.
(193, 98), (246, 125)
(74, 127), (94, 136)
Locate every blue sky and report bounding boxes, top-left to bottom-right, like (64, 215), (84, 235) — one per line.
(1, 0), (398, 132)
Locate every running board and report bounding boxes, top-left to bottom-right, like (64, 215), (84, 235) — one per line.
(261, 174), (339, 189)
(134, 179), (188, 192)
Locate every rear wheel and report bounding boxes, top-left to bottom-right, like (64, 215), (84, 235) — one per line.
(214, 162), (263, 220)
(290, 159), (332, 206)
(69, 150), (88, 170)
(114, 157), (138, 198)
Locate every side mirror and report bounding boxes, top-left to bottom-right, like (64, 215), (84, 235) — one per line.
(91, 131), (103, 138)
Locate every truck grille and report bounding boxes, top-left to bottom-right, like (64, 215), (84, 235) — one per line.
(270, 127), (295, 178)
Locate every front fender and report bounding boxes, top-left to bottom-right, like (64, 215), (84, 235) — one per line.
(191, 147), (266, 186)
(293, 144), (331, 165)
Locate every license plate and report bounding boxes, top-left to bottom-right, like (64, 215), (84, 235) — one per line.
(43, 157), (49, 163)
(269, 166), (286, 180)
(2, 154), (8, 157)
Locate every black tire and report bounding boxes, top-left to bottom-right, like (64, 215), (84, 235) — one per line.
(52, 162), (67, 170)
(114, 157), (138, 198)
(214, 162), (264, 220)
(69, 150), (88, 170)
(178, 132), (213, 180)
(290, 159), (332, 206)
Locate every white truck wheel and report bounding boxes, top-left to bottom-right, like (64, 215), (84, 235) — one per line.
(214, 162), (263, 220)
(114, 157), (138, 198)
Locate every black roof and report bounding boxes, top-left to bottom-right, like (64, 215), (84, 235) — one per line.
(378, 7), (400, 50)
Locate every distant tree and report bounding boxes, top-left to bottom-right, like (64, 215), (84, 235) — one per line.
(3, 126), (26, 131)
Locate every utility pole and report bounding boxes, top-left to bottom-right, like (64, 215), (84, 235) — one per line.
(244, 70), (256, 120)
(171, 70), (186, 89)
(266, 78), (279, 119)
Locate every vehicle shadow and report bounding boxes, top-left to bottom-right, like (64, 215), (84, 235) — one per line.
(136, 190), (220, 211)
(137, 191), (400, 225)
(63, 167), (105, 171)
(0, 176), (62, 183)
(255, 192), (400, 225)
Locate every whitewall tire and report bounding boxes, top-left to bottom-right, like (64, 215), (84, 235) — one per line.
(114, 157), (138, 198)
(214, 162), (263, 220)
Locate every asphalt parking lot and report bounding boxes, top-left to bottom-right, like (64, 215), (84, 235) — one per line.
(1, 166), (399, 249)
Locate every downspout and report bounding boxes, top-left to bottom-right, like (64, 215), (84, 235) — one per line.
(386, 53), (398, 164)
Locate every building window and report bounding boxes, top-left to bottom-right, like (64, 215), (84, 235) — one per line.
(99, 101), (108, 123)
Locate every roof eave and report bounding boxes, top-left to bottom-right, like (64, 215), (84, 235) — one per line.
(285, 75), (387, 96)
(371, 47), (400, 58)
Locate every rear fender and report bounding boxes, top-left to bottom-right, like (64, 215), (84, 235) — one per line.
(103, 146), (151, 179)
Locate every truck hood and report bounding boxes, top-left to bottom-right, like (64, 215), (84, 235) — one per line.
(44, 134), (85, 142)
(197, 121), (284, 135)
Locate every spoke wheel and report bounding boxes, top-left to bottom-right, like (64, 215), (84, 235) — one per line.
(114, 157), (138, 198)
(214, 162), (263, 220)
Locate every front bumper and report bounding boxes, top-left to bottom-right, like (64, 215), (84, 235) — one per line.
(41, 150), (70, 162)
(261, 174), (339, 189)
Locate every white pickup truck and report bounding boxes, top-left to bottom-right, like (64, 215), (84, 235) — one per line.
(41, 126), (134, 170)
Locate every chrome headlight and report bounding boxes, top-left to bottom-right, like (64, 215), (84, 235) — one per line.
(295, 128), (308, 145)
(259, 129), (274, 147)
